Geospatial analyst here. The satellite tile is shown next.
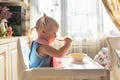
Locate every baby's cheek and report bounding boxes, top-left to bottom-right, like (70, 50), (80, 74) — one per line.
(49, 38), (55, 43)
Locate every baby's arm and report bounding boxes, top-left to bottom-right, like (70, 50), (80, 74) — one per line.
(58, 38), (72, 56)
(38, 37), (72, 58)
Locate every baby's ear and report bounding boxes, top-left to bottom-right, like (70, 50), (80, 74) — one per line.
(41, 28), (46, 34)
(42, 30), (45, 33)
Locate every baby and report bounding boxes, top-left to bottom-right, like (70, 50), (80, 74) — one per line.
(29, 14), (72, 68)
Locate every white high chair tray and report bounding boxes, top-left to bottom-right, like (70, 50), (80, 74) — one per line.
(22, 56), (106, 80)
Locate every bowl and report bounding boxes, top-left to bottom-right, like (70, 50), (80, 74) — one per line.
(69, 53), (86, 62)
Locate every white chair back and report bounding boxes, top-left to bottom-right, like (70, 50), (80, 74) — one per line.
(17, 38), (30, 80)
(106, 37), (120, 80)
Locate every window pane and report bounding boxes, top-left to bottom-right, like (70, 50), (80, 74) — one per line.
(61, 0), (100, 39)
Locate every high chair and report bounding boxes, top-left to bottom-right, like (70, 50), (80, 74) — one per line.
(17, 38), (106, 80)
(106, 37), (120, 80)
(17, 38), (70, 80)
(17, 38), (30, 80)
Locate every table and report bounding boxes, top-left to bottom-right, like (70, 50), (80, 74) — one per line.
(22, 56), (106, 80)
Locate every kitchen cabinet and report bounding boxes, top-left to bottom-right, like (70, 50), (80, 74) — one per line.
(8, 42), (18, 80)
(0, 0), (28, 2)
(0, 44), (8, 80)
(0, 0), (29, 8)
(0, 0), (21, 1)
(0, 36), (29, 80)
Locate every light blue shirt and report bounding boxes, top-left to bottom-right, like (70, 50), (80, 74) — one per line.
(29, 41), (52, 68)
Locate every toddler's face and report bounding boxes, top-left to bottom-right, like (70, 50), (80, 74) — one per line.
(45, 25), (59, 43)
(36, 16), (59, 43)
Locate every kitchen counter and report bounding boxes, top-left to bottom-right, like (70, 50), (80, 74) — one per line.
(0, 36), (29, 45)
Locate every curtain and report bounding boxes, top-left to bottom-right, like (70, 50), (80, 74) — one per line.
(30, 0), (118, 58)
(102, 0), (120, 31)
(59, 0), (105, 58)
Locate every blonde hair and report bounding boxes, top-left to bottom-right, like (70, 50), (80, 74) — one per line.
(35, 14), (59, 30)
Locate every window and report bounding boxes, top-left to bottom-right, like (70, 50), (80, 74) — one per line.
(30, 0), (119, 57)
(61, 0), (102, 40)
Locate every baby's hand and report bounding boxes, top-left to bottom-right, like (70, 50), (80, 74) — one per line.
(64, 37), (72, 44)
